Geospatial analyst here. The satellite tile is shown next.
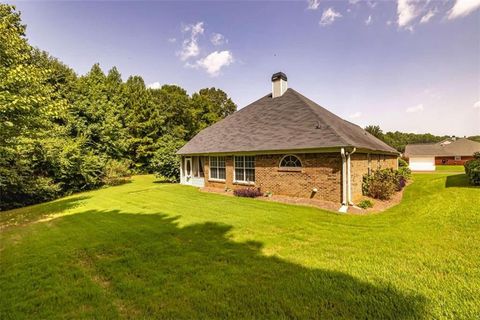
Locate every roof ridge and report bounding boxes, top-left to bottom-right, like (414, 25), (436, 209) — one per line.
(288, 89), (352, 147)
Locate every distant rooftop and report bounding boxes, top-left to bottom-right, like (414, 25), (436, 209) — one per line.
(404, 138), (480, 157)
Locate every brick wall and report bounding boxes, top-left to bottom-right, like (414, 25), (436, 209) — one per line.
(202, 152), (397, 203)
(435, 156), (472, 165)
(204, 156), (235, 190)
(256, 153), (342, 202)
(205, 153), (342, 202)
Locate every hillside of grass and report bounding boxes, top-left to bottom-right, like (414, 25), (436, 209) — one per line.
(1, 174), (479, 319)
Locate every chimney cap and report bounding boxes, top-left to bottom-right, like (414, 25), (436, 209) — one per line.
(271, 72), (287, 82)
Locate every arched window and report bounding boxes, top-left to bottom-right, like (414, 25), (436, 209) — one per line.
(280, 155), (302, 168)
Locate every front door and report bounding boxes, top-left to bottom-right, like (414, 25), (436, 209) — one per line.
(184, 157), (192, 184)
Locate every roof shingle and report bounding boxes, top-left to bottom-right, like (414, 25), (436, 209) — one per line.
(177, 88), (398, 155)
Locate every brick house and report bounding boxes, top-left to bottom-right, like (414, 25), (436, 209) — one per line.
(177, 73), (398, 210)
(405, 138), (480, 171)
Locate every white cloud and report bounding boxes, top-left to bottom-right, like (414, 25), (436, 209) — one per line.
(365, 15), (372, 25)
(474, 100), (480, 108)
(420, 9), (435, 23)
(307, 0), (320, 10)
(178, 22), (204, 61)
(349, 111), (362, 119)
(448, 0), (480, 19)
(194, 50), (234, 76)
(386, 20), (393, 25)
(367, 1), (377, 9)
(397, 0), (420, 28)
(319, 8), (342, 26)
(211, 33), (227, 46)
(349, 0), (360, 4)
(168, 38), (176, 43)
(147, 82), (161, 89)
(406, 104), (424, 113)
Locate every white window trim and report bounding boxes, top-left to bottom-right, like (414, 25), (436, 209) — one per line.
(279, 154), (303, 169)
(233, 155), (255, 184)
(454, 155), (461, 161)
(209, 156), (226, 181)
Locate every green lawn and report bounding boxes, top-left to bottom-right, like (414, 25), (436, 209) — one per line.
(1, 174), (479, 319)
(435, 165), (465, 172)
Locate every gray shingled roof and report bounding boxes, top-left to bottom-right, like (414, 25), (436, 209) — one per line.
(177, 88), (398, 155)
(405, 138), (480, 157)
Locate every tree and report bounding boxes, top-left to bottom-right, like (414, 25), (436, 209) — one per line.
(191, 88), (237, 136)
(0, 5), (66, 209)
(69, 64), (129, 159)
(364, 124), (450, 152)
(0, 5), (237, 209)
(365, 125), (384, 140)
(151, 135), (185, 182)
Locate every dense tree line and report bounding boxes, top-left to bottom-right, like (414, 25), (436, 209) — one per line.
(364, 125), (454, 153)
(0, 5), (236, 210)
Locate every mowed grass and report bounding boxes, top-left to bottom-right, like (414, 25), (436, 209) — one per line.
(435, 165), (465, 172)
(1, 174), (479, 319)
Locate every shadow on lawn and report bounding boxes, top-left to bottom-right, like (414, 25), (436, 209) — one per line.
(7, 209), (426, 319)
(0, 196), (89, 229)
(445, 174), (477, 188)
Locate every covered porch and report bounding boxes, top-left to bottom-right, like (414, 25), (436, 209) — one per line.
(180, 156), (206, 187)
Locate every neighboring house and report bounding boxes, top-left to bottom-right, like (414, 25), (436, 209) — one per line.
(405, 138), (480, 171)
(177, 72), (398, 209)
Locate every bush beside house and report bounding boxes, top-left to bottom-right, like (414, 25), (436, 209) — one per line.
(464, 152), (480, 186)
(233, 188), (263, 198)
(362, 167), (411, 200)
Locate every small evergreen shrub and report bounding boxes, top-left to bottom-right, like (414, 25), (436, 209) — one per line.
(464, 152), (480, 186)
(358, 199), (373, 209)
(103, 159), (132, 186)
(233, 187), (263, 198)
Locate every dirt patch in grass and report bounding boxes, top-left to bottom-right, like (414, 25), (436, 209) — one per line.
(354, 188), (405, 214)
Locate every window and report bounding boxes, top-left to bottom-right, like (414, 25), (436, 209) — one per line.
(454, 156), (461, 161)
(198, 157), (205, 177)
(279, 155), (302, 168)
(193, 157), (205, 178)
(210, 156), (226, 180)
(234, 156), (255, 183)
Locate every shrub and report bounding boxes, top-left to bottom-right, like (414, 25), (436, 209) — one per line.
(363, 169), (397, 200)
(103, 159), (132, 186)
(398, 166), (412, 180)
(398, 158), (409, 168)
(151, 136), (185, 182)
(464, 154), (480, 186)
(233, 187), (263, 198)
(358, 199), (373, 209)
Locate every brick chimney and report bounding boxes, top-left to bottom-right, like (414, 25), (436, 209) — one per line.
(271, 72), (287, 98)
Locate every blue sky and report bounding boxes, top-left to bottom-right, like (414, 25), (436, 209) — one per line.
(10, 0), (480, 136)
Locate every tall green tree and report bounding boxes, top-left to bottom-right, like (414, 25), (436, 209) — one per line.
(69, 64), (129, 159)
(0, 5), (66, 209)
(365, 125), (384, 140)
(191, 87), (237, 136)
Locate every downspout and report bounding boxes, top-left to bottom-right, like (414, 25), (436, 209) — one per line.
(339, 148), (348, 212)
(347, 148), (357, 205)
